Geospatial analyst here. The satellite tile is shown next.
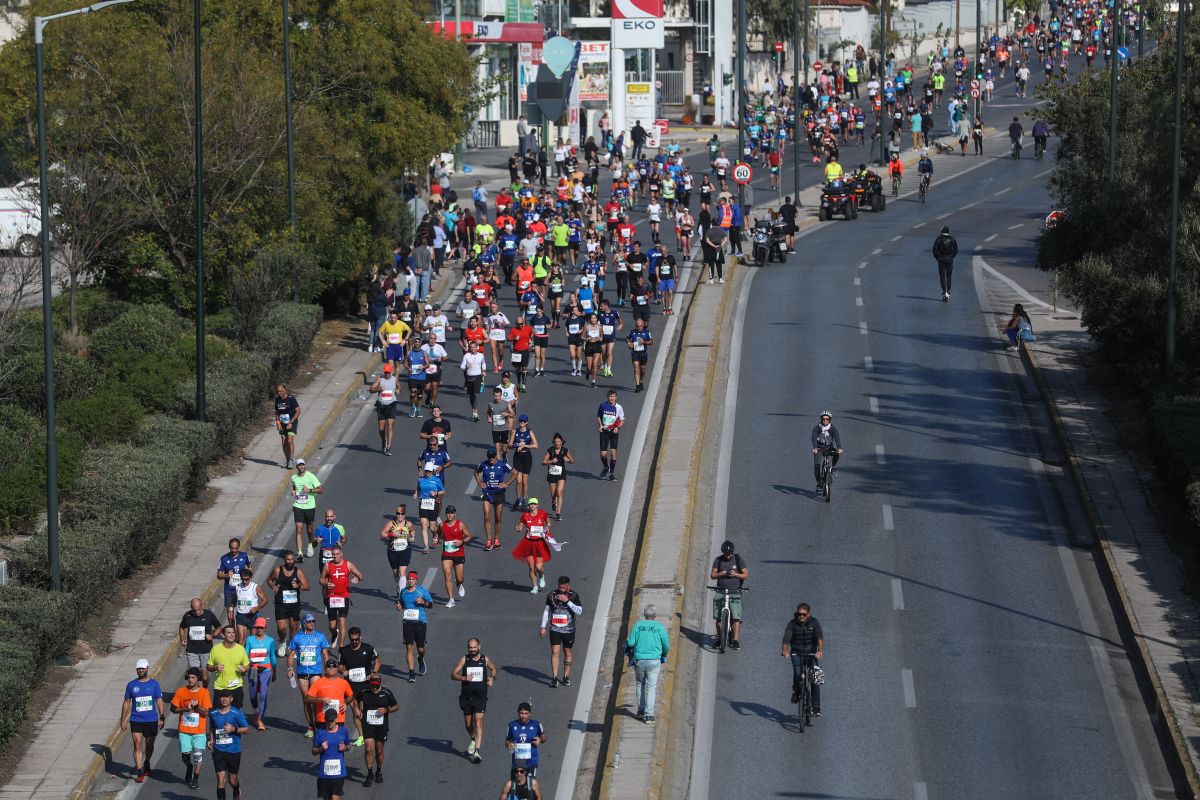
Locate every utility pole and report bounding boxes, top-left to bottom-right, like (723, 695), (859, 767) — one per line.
(803, 0), (810, 80)
(194, 0), (205, 421)
(878, 0), (886, 165)
(1164, 0), (1186, 400)
(793, 0), (801, 199)
(974, 0), (981, 122)
(736, 0), (745, 209)
(1107, 9), (1119, 185)
(283, 0), (297, 302)
(955, 0), (960, 50)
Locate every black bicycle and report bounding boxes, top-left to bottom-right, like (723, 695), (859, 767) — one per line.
(792, 652), (817, 732)
(709, 586), (748, 654)
(918, 173), (931, 203)
(817, 445), (839, 502)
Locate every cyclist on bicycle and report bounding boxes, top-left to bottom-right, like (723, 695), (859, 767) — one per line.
(1031, 118), (1049, 156)
(917, 151), (934, 191)
(1008, 116), (1024, 158)
(811, 411), (844, 491)
(781, 603), (824, 715)
(887, 153), (903, 187)
(709, 541), (748, 650)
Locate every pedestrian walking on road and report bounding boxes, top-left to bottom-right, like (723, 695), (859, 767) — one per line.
(626, 604), (669, 723)
(932, 225), (959, 301)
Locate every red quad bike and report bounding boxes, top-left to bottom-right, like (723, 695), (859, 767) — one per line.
(818, 181), (857, 221)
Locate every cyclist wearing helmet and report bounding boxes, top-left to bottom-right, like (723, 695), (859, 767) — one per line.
(811, 412), (844, 491)
(917, 151), (934, 186)
(710, 541), (749, 650)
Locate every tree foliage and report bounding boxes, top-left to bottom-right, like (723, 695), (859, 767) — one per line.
(1038, 12), (1200, 390)
(0, 0), (481, 313)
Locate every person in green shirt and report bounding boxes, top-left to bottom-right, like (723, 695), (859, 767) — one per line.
(291, 458), (324, 562)
(207, 625), (251, 708)
(625, 604), (669, 723)
(551, 218), (571, 264)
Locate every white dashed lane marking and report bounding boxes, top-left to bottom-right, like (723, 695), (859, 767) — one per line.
(882, 503), (894, 530)
(859, 322), (869, 334)
(1007, 223), (1024, 230)
(985, 234), (999, 242)
(892, 578), (905, 610)
(902, 669), (917, 707)
(864, 356), (874, 370)
(875, 445), (886, 465)
(869, 396), (879, 414)
(856, 297), (863, 307)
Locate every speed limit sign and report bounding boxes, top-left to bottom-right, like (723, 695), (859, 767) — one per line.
(732, 161), (753, 185)
(970, 87), (981, 98)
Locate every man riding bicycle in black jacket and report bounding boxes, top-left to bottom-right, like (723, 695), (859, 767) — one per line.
(811, 411), (844, 491)
(782, 603), (824, 714)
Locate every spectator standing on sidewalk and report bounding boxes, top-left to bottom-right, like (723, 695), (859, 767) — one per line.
(625, 604), (669, 723)
(630, 121), (648, 161)
(473, 180), (489, 222)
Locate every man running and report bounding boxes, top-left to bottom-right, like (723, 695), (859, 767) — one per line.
(368, 362), (400, 455)
(287, 612), (333, 737)
(597, 390), (625, 481)
(414, 466), (445, 554)
(178, 597), (222, 685)
(450, 638), (498, 764)
(312, 708), (351, 800)
(320, 545), (363, 649)
(290, 459), (323, 562)
(207, 625), (250, 709)
(208, 690), (248, 800)
(475, 448), (514, 550)
(120, 658), (165, 783)
(274, 383), (301, 468)
(306, 659), (355, 748)
(217, 538), (250, 625)
(170, 667), (211, 789)
(266, 550), (310, 656)
(358, 673), (399, 787)
(397, 571), (434, 683)
(626, 317), (653, 393)
(339, 626), (381, 747)
(505, 702), (546, 777)
(540, 576), (583, 687)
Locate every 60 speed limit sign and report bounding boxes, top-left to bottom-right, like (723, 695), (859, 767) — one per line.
(732, 161), (753, 185)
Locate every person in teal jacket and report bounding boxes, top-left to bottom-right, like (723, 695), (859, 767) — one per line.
(625, 604), (669, 723)
(244, 618), (277, 731)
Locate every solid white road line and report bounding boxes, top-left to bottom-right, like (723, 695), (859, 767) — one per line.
(985, 233), (999, 242)
(869, 396), (879, 414)
(915, 781), (930, 800)
(555, 265), (694, 800)
(902, 668), (917, 707)
(892, 578), (905, 610)
(882, 504), (894, 530)
(974, 256), (1054, 310)
(875, 444), (886, 464)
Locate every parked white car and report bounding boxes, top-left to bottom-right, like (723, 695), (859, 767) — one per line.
(0, 182), (41, 258)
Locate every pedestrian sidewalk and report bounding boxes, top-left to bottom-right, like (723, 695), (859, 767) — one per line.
(0, 272), (464, 800)
(978, 263), (1200, 795)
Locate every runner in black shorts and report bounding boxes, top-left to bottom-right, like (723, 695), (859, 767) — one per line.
(267, 550), (308, 656)
(379, 504), (415, 596)
(359, 673), (399, 786)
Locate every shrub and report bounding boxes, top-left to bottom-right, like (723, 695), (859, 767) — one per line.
(176, 352), (271, 454)
(0, 585), (81, 664)
(134, 414), (217, 498)
(0, 406), (85, 532)
(0, 349), (96, 414)
(88, 304), (182, 372)
(1149, 396), (1200, 494)
(53, 286), (132, 333)
(57, 388), (144, 448)
(251, 302), (322, 385)
(229, 244), (323, 346)
(0, 642), (31, 744)
(11, 519), (129, 610)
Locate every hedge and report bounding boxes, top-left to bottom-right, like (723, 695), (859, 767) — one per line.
(57, 388), (144, 448)
(0, 406), (85, 532)
(0, 586), (85, 742)
(0, 641), (31, 745)
(251, 302), (323, 385)
(0, 349), (96, 414)
(87, 303), (181, 372)
(134, 414), (217, 498)
(176, 352), (272, 454)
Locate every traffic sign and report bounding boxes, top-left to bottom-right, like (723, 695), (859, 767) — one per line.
(774, 41), (785, 52)
(732, 161), (753, 185)
(969, 79), (981, 90)
(812, 60), (823, 72)
(970, 87), (981, 98)
(1117, 46), (1130, 59)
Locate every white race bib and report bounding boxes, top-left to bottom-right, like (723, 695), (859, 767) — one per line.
(188, 625), (206, 641)
(528, 525), (545, 540)
(323, 759), (342, 777)
(323, 699), (341, 714)
(514, 742), (533, 759)
(387, 333), (401, 344)
(602, 413), (617, 427)
(294, 492), (309, 504)
(237, 598), (253, 613)
(402, 608), (420, 621)
(466, 666), (484, 683)
(134, 696), (154, 713)
(548, 465), (563, 476)
(366, 709), (385, 726)
(278, 413), (291, 424)
(420, 498), (436, 510)
(534, 325), (547, 336)
(390, 536), (409, 552)
(347, 667), (367, 683)
(568, 323), (581, 334)
(183, 712), (200, 727)
(299, 649), (318, 666)
(281, 590), (298, 604)
(215, 732), (233, 747)
(511, 352), (524, 364)
(633, 340), (645, 352)
(328, 596), (346, 609)
(551, 612), (570, 627)
(602, 325), (614, 335)
(489, 329), (506, 341)
(249, 648), (268, 663)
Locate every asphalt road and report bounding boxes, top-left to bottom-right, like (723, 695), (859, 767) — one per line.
(699, 99), (1179, 800)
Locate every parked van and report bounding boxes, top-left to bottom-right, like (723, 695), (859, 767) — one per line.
(0, 183), (41, 258)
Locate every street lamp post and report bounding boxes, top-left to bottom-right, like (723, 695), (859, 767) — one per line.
(878, 0), (887, 165)
(793, 0), (801, 199)
(1106, 10), (1119, 186)
(195, 0), (206, 420)
(1164, 0), (1186, 400)
(34, 0), (138, 592)
(282, 0), (298, 303)
(736, 0), (745, 209)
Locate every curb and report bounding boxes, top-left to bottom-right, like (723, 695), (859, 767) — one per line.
(595, 253), (744, 800)
(1021, 342), (1200, 799)
(67, 342), (374, 800)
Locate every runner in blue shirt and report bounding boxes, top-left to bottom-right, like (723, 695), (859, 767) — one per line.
(415, 468), (445, 553)
(597, 301), (623, 379)
(475, 450), (514, 550)
(416, 441), (452, 479)
(396, 571), (435, 682)
(287, 613), (332, 737)
(313, 512), (346, 575)
(208, 692), (249, 797)
(312, 709), (351, 797)
(405, 342), (429, 419)
(217, 538), (251, 625)
(505, 702), (546, 777)
(121, 658), (165, 783)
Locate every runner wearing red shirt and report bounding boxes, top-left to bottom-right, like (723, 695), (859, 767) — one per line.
(319, 546), (363, 649)
(507, 317), (535, 391)
(471, 280), (493, 309)
(432, 506), (473, 608)
(616, 218), (637, 253)
(511, 499), (553, 593)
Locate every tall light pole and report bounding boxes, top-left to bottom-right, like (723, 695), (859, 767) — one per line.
(878, 0), (887, 165)
(792, 0), (801, 199)
(194, 0), (206, 420)
(736, 0), (745, 209)
(34, 0), (137, 592)
(974, 0), (981, 122)
(282, 0), (298, 302)
(1106, 11), (1119, 186)
(1164, 0), (1186, 400)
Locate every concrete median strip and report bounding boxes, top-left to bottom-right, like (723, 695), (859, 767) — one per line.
(1021, 342), (1200, 798)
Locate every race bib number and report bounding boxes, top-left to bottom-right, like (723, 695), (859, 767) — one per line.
(237, 597), (253, 613)
(323, 759), (342, 777)
(388, 333), (401, 344)
(321, 549), (333, 562)
(512, 352), (524, 364)
(281, 590), (298, 604)
(249, 648), (268, 663)
(466, 666), (484, 683)
(278, 414), (291, 424)
(390, 536), (409, 552)
(348, 667), (367, 683)
(183, 712), (200, 727)
(551, 612), (570, 627)
(601, 325), (614, 335)
(379, 390), (394, 402)
(188, 626), (206, 641)
(299, 649), (318, 666)
(134, 696), (154, 713)
(420, 498), (436, 511)
(602, 413), (617, 427)
(294, 492), (309, 504)
(328, 595), (346, 609)
(225, 676), (243, 689)
(514, 742), (533, 759)
(443, 539), (462, 554)
(636, 296), (648, 305)
(534, 325), (547, 336)
(215, 732), (233, 747)
(548, 465), (563, 476)
(567, 324), (581, 335)
(550, 281), (563, 293)
(528, 525), (545, 539)
(323, 699), (341, 715)
(633, 340), (645, 352)
(402, 608), (420, 621)
(366, 709), (385, 725)
(659, 264), (671, 275)
(489, 329), (506, 341)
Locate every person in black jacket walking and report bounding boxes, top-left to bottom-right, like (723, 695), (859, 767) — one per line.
(932, 225), (959, 301)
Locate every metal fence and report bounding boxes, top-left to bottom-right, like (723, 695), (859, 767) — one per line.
(658, 69), (685, 105)
(466, 120), (499, 150)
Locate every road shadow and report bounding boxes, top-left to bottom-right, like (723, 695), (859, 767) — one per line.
(476, 577), (532, 593)
(728, 699), (793, 728)
(405, 736), (462, 757)
(501, 664), (551, 685)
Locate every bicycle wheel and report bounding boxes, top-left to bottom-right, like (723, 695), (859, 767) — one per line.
(718, 606), (731, 653)
(797, 676), (809, 732)
(823, 464), (832, 502)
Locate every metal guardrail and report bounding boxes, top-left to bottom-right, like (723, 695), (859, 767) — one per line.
(658, 69), (685, 105)
(466, 120), (499, 150)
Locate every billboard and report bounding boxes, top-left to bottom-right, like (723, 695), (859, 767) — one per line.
(625, 81), (654, 127)
(577, 42), (610, 103)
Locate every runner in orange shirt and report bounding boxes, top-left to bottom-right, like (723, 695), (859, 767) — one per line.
(170, 668), (212, 790)
(306, 659), (356, 727)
